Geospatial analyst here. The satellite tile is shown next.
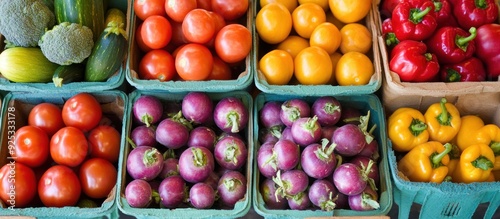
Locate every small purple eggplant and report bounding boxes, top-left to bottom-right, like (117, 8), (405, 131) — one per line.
(131, 125), (157, 147)
(214, 97), (249, 133)
(217, 170), (247, 208)
(178, 146), (215, 183)
(308, 179), (339, 211)
(257, 142), (278, 178)
(287, 191), (311, 210)
(259, 101), (284, 128)
(311, 96), (342, 126)
(133, 95), (164, 127)
(189, 182), (216, 209)
(273, 170), (309, 200)
(214, 135), (248, 170)
(291, 116), (322, 147)
(125, 179), (152, 208)
(348, 186), (380, 211)
(301, 139), (337, 179)
(182, 92), (213, 125)
(159, 175), (188, 208)
(126, 146), (163, 181)
(187, 126), (217, 150)
(260, 178), (287, 209)
(280, 99), (310, 127)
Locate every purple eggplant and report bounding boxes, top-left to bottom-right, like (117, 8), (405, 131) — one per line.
(189, 182), (216, 209)
(133, 95), (164, 127)
(259, 101), (284, 128)
(260, 178), (287, 209)
(291, 116), (322, 147)
(178, 146), (215, 183)
(126, 146), (163, 181)
(311, 96), (342, 126)
(214, 135), (248, 170)
(159, 175), (188, 208)
(213, 97), (249, 133)
(125, 179), (153, 208)
(182, 92), (213, 125)
(280, 99), (310, 127)
(308, 179), (339, 211)
(301, 139), (337, 179)
(217, 170), (247, 208)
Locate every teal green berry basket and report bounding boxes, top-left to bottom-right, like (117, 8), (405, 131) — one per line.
(125, 1), (253, 92)
(116, 90), (253, 219)
(0, 90), (129, 219)
(252, 93), (392, 218)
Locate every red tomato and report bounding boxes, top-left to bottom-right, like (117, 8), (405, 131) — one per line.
(139, 49), (177, 81)
(135, 23), (153, 53)
(182, 9), (216, 44)
(207, 56), (232, 80)
(14, 125), (50, 167)
(211, 0), (249, 21)
(215, 24), (252, 63)
(79, 158), (117, 199)
(50, 127), (89, 167)
(165, 0), (197, 22)
(175, 43), (213, 81)
(197, 0), (212, 10)
(87, 125), (121, 163)
(62, 93), (102, 132)
(38, 165), (81, 207)
(134, 0), (167, 21)
(0, 162), (37, 207)
(169, 20), (188, 47)
(141, 15), (172, 49)
(28, 103), (64, 137)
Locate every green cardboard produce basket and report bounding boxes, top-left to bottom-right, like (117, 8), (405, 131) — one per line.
(117, 90), (253, 219)
(253, 1), (382, 96)
(0, 90), (129, 219)
(0, 0), (129, 93)
(125, 1), (253, 92)
(252, 93), (392, 218)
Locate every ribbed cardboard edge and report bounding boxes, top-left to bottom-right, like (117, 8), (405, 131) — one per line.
(0, 90), (129, 219)
(373, 1), (500, 115)
(116, 90), (253, 219)
(252, 93), (393, 219)
(0, 0), (130, 93)
(125, 1), (253, 93)
(253, 1), (382, 96)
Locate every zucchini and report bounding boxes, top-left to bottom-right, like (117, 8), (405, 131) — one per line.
(104, 8), (126, 27)
(0, 47), (59, 83)
(52, 63), (85, 87)
(84, 22), (128, 82)
(54, 0), (105, 41)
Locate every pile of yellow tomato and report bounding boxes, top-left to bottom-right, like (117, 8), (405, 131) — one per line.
(256, 0), (374, 86)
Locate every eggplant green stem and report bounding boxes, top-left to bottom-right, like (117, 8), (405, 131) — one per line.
(126, 136), (137, 149)
(320, 192), (338, 211)
(431, 143), (452, 168)
(227, 112), (241, 133)
(143, 148), (160, 166)
(191, 147), (207, 167)
(361, 160), (378, 191)
(225, 144), (238, 164)
(362, 192), (380, 209)
(315, 138), (336, 161)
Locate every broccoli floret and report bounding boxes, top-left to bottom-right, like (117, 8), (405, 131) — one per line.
(0, 0), (55, 47)
(38, 22), (94, 65)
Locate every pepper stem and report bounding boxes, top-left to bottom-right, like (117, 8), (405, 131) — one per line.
(437, 98), (452, 125)
(433, 1), (442, 11)
(472, 155), (494, 170)
(489, 141), (500, 156)
(431, 143), (452, 168)
(475, 0), (487, 9)
(456, 27), (477, 49)
(410, 118), (428, 136)
(410, 7), (432, 24)
(446, 68), (462, 82)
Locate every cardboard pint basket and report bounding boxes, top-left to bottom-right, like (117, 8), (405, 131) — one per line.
(0, 90), (129, 219)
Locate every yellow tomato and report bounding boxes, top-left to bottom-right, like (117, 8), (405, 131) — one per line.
(277, 35), (310, 58)
(298, 0), (329, 11)
(260, 0), (298, 13)
(339, 23), (372, 54)
(325, 10), (345, 30)
(309, 22), (340, 54)
(335, 51), (373, 86)
(294, 46), (332, 85)
(256, 3), (293, 44)
(329, 52), (342, 85)
(329, 0), (371, 24)
(292, 3), (326, 39)
(259, 49), (294, 85)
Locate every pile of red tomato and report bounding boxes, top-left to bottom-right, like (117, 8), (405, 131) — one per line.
(134, 0), (252, 82)
(0, 93), (121, 208)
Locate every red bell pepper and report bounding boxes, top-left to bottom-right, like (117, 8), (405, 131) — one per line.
(440, 57), (486, 82)
(390, 40), (440, 82)
(392, 0), (438, 41)
(475, 23), (500, 80)
(426, 26), (477, 64)
(453, 0), (499, 30)
(382, 18), (400, 49)
(380, 0), (405, 18)
(433, 0), (458, 28)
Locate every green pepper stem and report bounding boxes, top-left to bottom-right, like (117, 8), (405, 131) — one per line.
(410, 119), (428, 136)
(411, 7), (432, 24)
(437, 98), (451, 125)
(456, 27), (477, 47)
(489, 141), (500, 156)
(476, 0), (487, 9)
(431, 143), (452, 168)
(433, 1), (443, 11)
(446, 68), (462, 82)
(472, 155), (494, 170)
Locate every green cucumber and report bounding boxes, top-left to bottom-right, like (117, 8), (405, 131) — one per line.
(52, 63), (85, 87)
(54, 0), (105, 41)
(84, 22), (128, 82)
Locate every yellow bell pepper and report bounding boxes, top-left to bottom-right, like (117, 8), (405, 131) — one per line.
(454, 115), (485, 151)
(476, 124), (500, 171)
(446, 144), (462, 178)
(398, 141), (452, 183)
(388, 107), (429, 152)
(424, 98), (461, 144)
(452, 144), (495, 183)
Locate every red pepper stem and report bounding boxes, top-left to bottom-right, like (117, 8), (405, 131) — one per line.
(437, 98), (450, 125)
(431, 143), (452, 168)
(457, 27), (477, 47)
(433, 1), (442, 11)
(424, 53), (433, 61)
(476, 0), (487, 9)
(446, 68), (462, 82)
(411, 7), (432, 24)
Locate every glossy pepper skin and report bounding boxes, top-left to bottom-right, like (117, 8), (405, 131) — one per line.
(475, 125), (500, 171)
(426, 26), (477, 64)
(380, 0), (405, 18)
(433, 0), (458, 28)
(446, 143), (462, 177)
(424, 98), (462, 144)
(398, 142), (452, 183)
(454, 115), (486, 151)
(382, 18), (399, 49)
(453, 0), (499, 30)
(440, 57), (486, 82)
(452, 143), (495, 183)
(392, 0), (437, 41)
(475, 23), (500, 80)
(388, 107), (430, 152)
(390, 40), (440, 82)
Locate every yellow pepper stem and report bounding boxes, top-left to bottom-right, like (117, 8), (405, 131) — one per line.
(410, 118), (428, 136)
(431, 143), (452, 168)
(472, 156), (494, 170)
(436, 98), (451, 126)
(491, 141), (500, 156)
